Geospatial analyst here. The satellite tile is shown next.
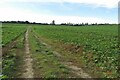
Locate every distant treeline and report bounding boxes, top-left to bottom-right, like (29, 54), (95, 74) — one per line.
(1, 21), (49, 25)
(1, 21), (113, 26)
(60, 22), (110, 26)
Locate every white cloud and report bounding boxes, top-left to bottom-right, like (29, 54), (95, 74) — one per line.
(0, 0), (117, 24)
(1, 0), (119, 8)
(0, 6), (116, 24)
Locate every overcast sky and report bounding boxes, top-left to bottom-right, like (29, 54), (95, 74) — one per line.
(0, 0), (119, 24)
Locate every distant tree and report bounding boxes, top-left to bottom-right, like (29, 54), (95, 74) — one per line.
(81, 23), (84, 26)
(74, 24), (79, 26)
(85, 23), (88, 25)
(67, 22), (73, 26)
(25, 21), (29, 24)
(61, 23), (66, 25)
(41, 23), (49, 25)
(33, 22), (36, 24)
(51, 20), (55, 25)
(95, 23), (97, 25)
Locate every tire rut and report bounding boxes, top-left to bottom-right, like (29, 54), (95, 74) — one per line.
(2, 31), (26, 56)
(22, 29), (34, 78)
(33, 32), (92, 78)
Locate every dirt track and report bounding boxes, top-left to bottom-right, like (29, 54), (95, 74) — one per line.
(22, 29), (34, 78)
(3, 28), (92, 78)
(2, 31), (26, 56)
(33, 32), (92, 78)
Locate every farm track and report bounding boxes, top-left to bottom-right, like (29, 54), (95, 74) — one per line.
(2, 30), (26, 56)
(22, 28), (34, 78)
(32, 31), (92, 78)
(2, 27), (92, 78)
(2, 29), (26, 78)
(2, 24), (118, 78)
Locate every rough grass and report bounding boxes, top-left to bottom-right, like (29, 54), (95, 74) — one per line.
(29, 30), (76, 78)
(2, 33), (25, 78)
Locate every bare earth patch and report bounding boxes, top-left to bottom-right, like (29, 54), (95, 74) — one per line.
(33, 33), (92, 78)
(22, 29), (34, 78)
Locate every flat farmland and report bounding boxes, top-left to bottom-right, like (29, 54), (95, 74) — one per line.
(1, 23), (119, 78)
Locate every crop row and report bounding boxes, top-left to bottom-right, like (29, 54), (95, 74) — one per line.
(2, 23), (27, 47)
(32, 25), (119, 78)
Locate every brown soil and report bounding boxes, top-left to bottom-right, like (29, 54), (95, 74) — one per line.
(2, 31), (26, 56)
(21, 29), (34, 78)
(64, 44), (83, 54)
(33, 32), (92, 78)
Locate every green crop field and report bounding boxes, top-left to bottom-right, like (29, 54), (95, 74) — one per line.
(2, 23), (27, 46)
(1, 23), (119, 78)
